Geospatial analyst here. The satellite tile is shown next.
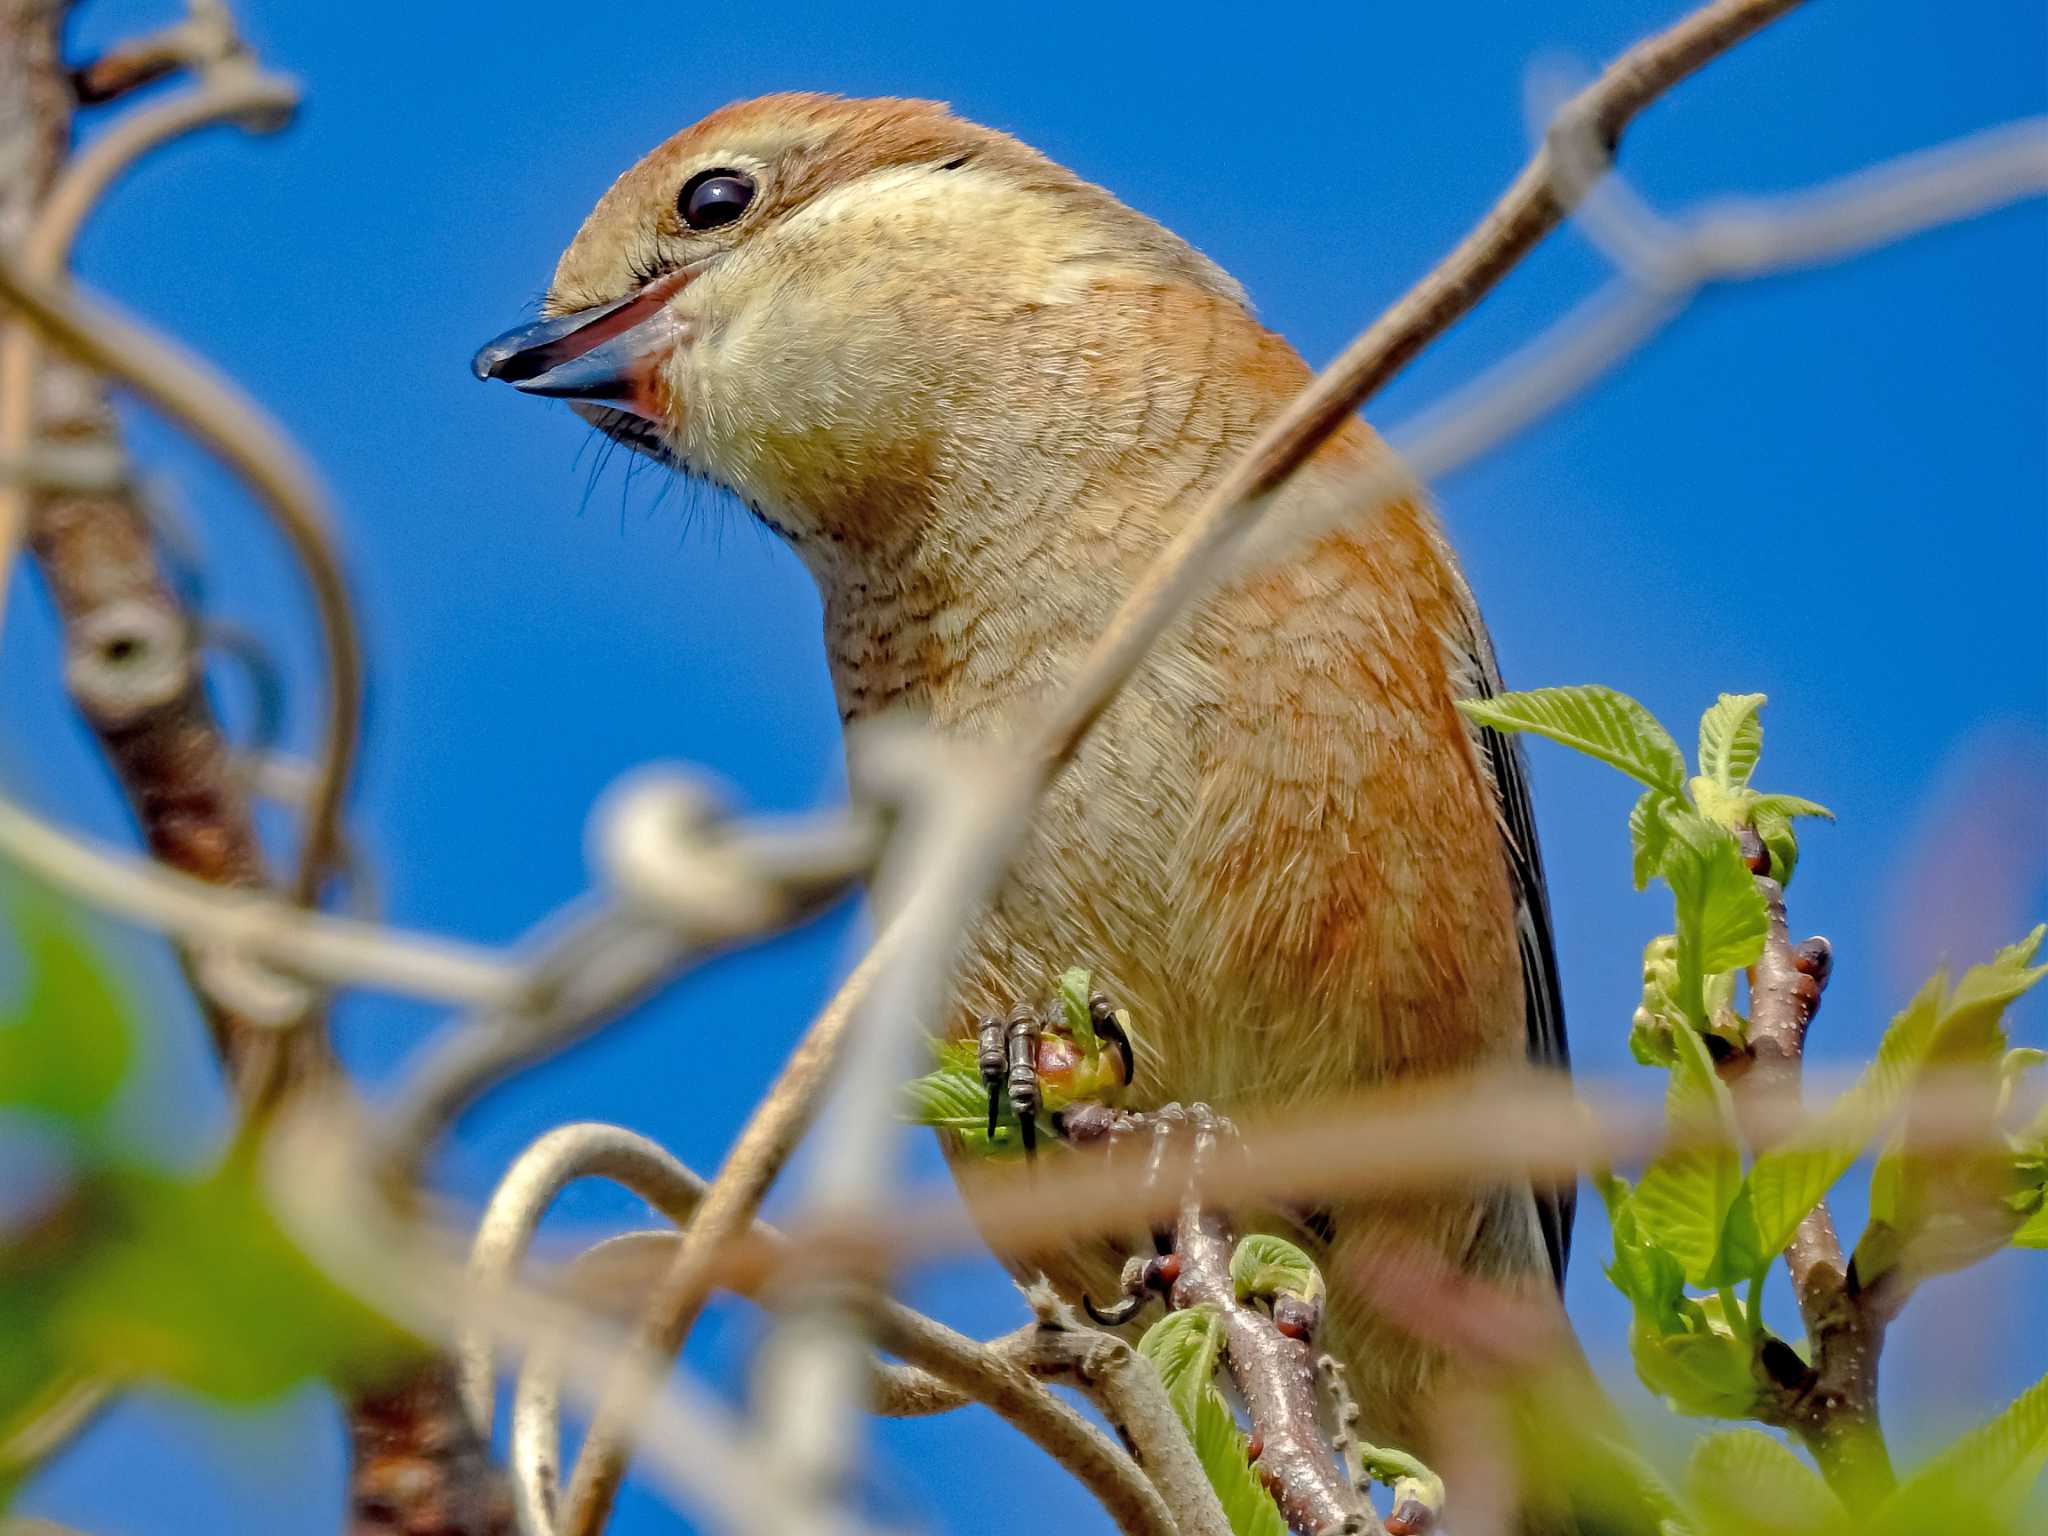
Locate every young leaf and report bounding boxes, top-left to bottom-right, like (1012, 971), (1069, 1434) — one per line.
(1629, 1320), (1760, 1421)
(1189, 1385), (1289, 1536)
(1746, 794), (1834, 823)
(1696, 694), (1767, 792)
(1138, 1308), (1285, 1536)
(4, 1149), (417, 1430)
(1630, 792), (1680, 891)
(0, 889), (133, 1129)
(1598, 1174), (1686, 1329)
(1457, 685), (1687, 796)
(1057, 966), (1099, 1055)
(1841, 930), (2048, 1285)
(1633, 1028), (1747, 1287)
(1664, 812), (1770, 976)
(1872, 1372), (2048, 1534)
(1682, 1429), (1847, 1536)
(1138, 1306), (1227, 1425)
(1230, 1234), (1325, 1305)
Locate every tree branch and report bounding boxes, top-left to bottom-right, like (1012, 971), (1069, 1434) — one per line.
(1728, 858), (1895, 1510)
(1162, 1120), (1378, 1536)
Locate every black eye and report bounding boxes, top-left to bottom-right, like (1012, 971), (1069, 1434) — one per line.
(679, 169), (755, 230)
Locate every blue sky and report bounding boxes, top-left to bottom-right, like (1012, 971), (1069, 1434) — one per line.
(8, 1), (2044, 1531)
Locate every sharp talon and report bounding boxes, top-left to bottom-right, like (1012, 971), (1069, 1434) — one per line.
(1006, 1004), (1041, 1159)
(976, 1014), (1006, 1138)
(1090, 993), (1136, 1087)
(1083, 1291), (1149, 1327)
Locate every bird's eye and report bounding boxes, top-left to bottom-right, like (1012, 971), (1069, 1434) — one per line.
(679, 169), (755, 230)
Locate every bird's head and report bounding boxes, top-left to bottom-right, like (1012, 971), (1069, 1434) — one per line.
(473, 93), (1243, 563)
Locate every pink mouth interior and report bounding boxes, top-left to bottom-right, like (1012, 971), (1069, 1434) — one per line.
(547, 267), (693, 368)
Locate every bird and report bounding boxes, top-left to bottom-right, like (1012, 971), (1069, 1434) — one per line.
(474, 91), (1572, 1510)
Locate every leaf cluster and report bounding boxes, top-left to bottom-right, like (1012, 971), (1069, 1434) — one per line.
(0, 888), (414, 1505)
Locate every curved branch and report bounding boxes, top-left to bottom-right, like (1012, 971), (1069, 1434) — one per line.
(464, 1125), (1181, 1536)
(0, 238), (360, 909)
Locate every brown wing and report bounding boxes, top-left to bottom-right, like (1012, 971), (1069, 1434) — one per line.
(1446, 575), (1575, 1289)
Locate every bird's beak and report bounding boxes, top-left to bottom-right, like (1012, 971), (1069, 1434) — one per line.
(470, 272), (691, 423)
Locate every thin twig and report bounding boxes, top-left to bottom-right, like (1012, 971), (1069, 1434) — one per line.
(266, 1095), (823, 1536)
(1023, 0), (1810, 782)
(869, 1303), (1181, 1536)
(0, 53), (295, 634)
(0, 784), (520, 1003)
(1003, 1296), (1235, 1536)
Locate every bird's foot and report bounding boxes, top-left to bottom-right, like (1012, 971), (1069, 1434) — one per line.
(975, 986), (1135, 1160)
(1066, 1101), (1238, 1326)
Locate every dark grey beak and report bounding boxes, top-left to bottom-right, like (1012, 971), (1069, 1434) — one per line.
(471, 276), (689, 422)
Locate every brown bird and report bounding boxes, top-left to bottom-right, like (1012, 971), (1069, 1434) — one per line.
(475, 91), (1571, 1500)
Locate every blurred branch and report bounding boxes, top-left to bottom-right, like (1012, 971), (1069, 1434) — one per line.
(457, 1122), (1185, 1536)
(0, 783), (520, 1003)
(0, 4), (501, 1532)
(0, 235), (360, 912)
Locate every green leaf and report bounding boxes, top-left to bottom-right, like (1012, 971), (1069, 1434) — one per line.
(1356, 1444), (1444, 1529)
(901, 1037), (1051, 1156)
(1631, 792), (1680, 892)
(1660, 811), (1768, 1028)
(0, 889), (133, 1128)
(1683, 1430), (1847, 1536)
(1630, 1319), (1760, 1420)
(1746, 794), (1834, 823)
(1634, 1028), (1746, 1287)
(1697, 694), (1767, 792)
(2, 1148), (417, 1435)
(1057, 967), (1099, 1055)
(1630, 936), (1684, 1066)
(1138, 1306), (1226, 1424)
(1598, 1173), (1686, 1329)
(1230, 1234), (1325, 1306)
(1138, 1308), (1286, 1536)
(1457, 685), (1686, 795)
(1875, 1373), (2048, 1533)
(1750, 803), (1801, 888)
(1845, 930), (2048, 1284)
(1189, 1385), (1288, 1536)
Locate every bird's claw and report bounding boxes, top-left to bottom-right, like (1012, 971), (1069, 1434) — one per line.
(975, 986), (1136, 1162)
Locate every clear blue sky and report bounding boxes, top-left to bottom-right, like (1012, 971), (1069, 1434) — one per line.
(8, 1), (2044, 1531)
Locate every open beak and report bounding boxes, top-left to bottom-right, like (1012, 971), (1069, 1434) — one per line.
(470, 272), (690, 423)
